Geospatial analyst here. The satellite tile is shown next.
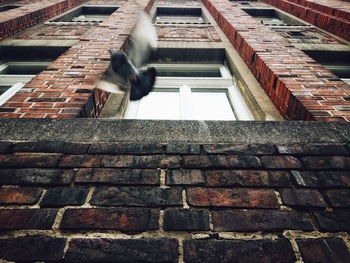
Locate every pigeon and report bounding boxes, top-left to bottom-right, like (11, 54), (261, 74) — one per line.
(96, 12), (157, 101)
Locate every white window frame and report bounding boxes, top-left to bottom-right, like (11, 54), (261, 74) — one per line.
(0, 61), (50, 106)
(125, 63), (254, 120)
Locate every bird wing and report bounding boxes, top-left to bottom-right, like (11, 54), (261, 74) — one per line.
(127, 11), (157, 69)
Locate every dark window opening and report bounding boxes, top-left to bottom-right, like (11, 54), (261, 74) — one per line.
(242, 8), (305, 26)
(52, 5), (118, 24)
(0, 86), (11, 96)
(154, 7), (209, 25)
(0, 5), (21, 12)
(287, 31), (308, 38)
(0, 64), (49, 75)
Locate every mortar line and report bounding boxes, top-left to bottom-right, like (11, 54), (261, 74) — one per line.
(81, 186), (95, 208)
(52, 207), (66, 230)
(182, 189), (189, 209)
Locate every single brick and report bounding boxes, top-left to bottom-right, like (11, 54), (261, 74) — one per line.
(186, 188), (279, 208)
(291, 170), (350, 187)
(89, 142), (164, 154)
(205, 170), (291, 187)
(91, 187), (182, 207)
(102, 155), (181, 168)
(0, 169), (74, 185)
(12, 141), (90, 154)
(183, 239), (296, 263)
(59, 155), (102, 167)
(0, 154), (61, 167)
(101, 155), (135, 167)
(0, 188), (42, 205)
(212, 209), (313, 232)
(313, 211), (350, 232)
(277, 144), (349, 155)
(0, 236), (66, 261)
(183, 155), (261, 168)
(300, 156), (350, 169)
(41, 187), (88, 207)
(203, 144), (276, 155)
(61, 208), (159, 231)
(163, 209), (210, 231)
(260, 156), (302, 169)
(135, 155), (181, 168)
(166, 170), (205, 185)
(75, 168), (159, 185)
(0, 209), (57, 229)
(297, 238), (350, 263)
(0, 141), (12, 153)
(166, 143), (200, 154)
(65, 238), (178, 262)
(325, 190), (350, 207)
(280, 189), (327, 207)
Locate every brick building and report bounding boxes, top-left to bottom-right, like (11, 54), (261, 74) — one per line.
(0, 0), (350, 262)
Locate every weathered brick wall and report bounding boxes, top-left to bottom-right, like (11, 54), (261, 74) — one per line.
(0, 0), (89, 40)
(203, 0), (350, 121)
(260, 0), (350, 41)
(0, 126), (349, 262)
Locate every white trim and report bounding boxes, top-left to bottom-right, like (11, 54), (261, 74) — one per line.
(227, 85), (254, 120)
(0, 83), (25, 106)
(125, 63), (254, 120)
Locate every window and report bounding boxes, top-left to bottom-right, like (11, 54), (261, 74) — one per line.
(287, 31), (308, 38)
(0, 5), (21, 12)
(154, 7), (209, 25)
(242, 8), (305, 26)
(0, 61), (50, 106)
(304, 50), (350, 85)
(125, 63), (254, 120)
(49, 5), (118, 25)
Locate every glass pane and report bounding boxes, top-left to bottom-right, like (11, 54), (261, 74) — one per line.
(136, 91), (181, 120)
(156, 67), (221, 77)
(0, 86), (11, 96)
(190, 90), (236, 120)
(1, 65), (47, 75)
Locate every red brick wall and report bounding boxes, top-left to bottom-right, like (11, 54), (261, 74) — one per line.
(203, 0), (350, 121)
(0, 0), (89, 40)
(0, 0), (154, 118)
(261, 0), (350, 41)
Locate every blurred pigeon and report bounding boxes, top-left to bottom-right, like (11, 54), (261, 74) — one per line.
(96, 12), (157, 101)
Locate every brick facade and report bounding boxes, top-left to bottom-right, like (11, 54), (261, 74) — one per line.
(261, 0), (350, 41)
(203, 0), (350, 121)
(0, 0), (348, 120)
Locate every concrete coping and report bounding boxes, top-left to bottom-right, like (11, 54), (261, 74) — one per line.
(0, 118), (349, 144)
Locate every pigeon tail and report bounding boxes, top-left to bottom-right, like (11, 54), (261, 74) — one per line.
(130, 67), (156, 101)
